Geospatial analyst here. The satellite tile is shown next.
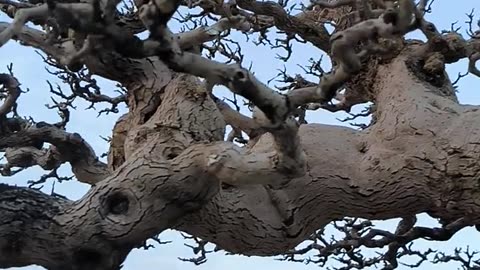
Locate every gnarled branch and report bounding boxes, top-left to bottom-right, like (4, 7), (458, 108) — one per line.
(0, 73), (20, 117)
(1, 122), (109, 184)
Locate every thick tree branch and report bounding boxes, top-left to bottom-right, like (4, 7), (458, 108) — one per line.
(137, 2), (309, 181)
(176, 16), (250, 49)
(465, 27), (480, 77)
(0, 146), (222, 269)
(0, 184), (70, 269)
(2, 146), (62, 175)
(0, 4), (49, 47)
(213, 96), (263, 140)
(0, 123), (109, 184)
(235, 0), (331, 52)
(469, 52), (480, 77)
(157, 55), (307, 184)
(0, 73), (20, 117)
(0, 135), (309, 269)
(2, 55), (480, 267)
(0, 22), (67, 60)
(1, 0), (480, 269)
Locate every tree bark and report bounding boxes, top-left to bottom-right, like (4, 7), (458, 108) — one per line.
(2, 45), (480, 269)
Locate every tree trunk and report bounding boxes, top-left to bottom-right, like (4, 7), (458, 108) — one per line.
(2, 44), (480, 269)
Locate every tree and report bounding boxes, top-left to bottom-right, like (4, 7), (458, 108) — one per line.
(0, 0), (480, 269)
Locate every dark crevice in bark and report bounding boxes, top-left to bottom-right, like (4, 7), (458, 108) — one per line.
(105, 192), (130, 215)
(142, 107), (156, 123)
(405, 56), (447, 88)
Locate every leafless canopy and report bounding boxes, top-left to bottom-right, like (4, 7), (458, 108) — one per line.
(1, 0), (480, 269)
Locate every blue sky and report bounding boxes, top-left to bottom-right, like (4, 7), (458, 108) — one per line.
(1, 0), (480, 269)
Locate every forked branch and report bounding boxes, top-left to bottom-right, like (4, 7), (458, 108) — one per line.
(136, 0), (306, 185)
(317, 0), (419, 103)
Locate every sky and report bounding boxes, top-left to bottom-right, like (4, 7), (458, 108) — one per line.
(1, 0), (480, 269)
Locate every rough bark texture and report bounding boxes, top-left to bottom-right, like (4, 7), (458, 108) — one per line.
(1, 0), (480, 269)
(2, 51), (480, 268)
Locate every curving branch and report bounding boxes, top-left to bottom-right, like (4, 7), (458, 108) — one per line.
(213, 96), (264, 141)
(127, 0), (308, 184)
(0, 73), (20, 117)
(235, 0), (331, 52)
(0, 122), (109, 184)
(316, 0), (419, 103)
(176, 15), (251, 50)
(0, 0), (444, 114)
(0, 22), (66, 61)
(1, 0), (480, 269)
(3, 0), (308, 184)
(469, 52), (480, 77)
(1, 146), (62, 176)
(0, 4), (49, 47)
(152, 48), (307, 184)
